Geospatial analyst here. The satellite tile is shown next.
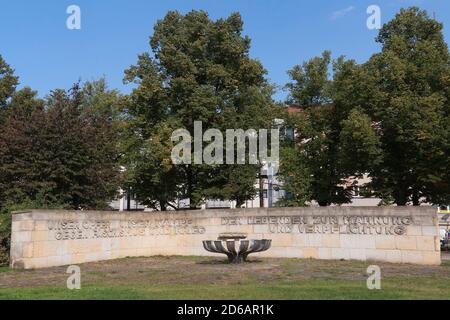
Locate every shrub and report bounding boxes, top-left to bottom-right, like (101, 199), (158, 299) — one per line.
(0, 211), (12, 266)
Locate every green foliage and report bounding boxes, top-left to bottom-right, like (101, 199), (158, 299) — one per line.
(283, 55), (354, 206)
(0, 212), (11, 266)
(0, 55), (18, 110)
(1, 7), (448, 211)
(286, 51), (333, 106)
(0, 80), (122, 210)
(352, 7), (450, 205)
(339, 108), (382, 176)
(123, 10), (277, 210)
(283, 7), (450, 206)
(121, 120), (181, 211)
(277, 143), (311, 207)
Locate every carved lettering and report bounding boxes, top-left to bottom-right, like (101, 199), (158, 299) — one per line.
(50, 218), (206, 240)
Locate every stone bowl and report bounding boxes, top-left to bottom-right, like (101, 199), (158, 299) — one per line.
(202, 239), (272, 263)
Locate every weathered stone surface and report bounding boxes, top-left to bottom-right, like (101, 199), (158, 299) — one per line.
(10, 207), (440, 269)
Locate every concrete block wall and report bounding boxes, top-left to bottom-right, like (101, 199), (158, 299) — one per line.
(10, 207), (440, 269)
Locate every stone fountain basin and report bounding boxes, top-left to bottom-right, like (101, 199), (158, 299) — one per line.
(202, 239), (272, 263)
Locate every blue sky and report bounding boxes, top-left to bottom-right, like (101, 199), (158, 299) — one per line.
(0, 0), (449, 101)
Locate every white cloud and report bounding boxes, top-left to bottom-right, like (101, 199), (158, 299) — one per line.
(331, 6), (355, 20)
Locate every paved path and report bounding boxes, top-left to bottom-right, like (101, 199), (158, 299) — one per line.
(442, 252), (450, 261)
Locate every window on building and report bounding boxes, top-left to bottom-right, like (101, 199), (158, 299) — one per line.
(284, 191), (293, 200)
(285, 128), (294, 141)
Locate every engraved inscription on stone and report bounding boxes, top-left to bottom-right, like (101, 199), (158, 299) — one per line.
(49, 218), (206, 240)
(222, 215), (413, 235)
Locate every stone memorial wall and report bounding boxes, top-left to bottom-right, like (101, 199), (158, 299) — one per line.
(10, 207), (440, 269)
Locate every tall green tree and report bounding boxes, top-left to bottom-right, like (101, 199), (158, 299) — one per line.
(286, 51), (333, 106)
(277, 116), (312, 207)
(124, 10), (277, 210)
(346, 7), (450, 205)
(282, 7), (450, 207)
(338, 108), (382, 176)
(282, 52), (354, 206)
(0, 81), (122, 209)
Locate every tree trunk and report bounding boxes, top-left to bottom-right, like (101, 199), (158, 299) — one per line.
(318, 200), (328, 207)
(186, 165), (196, 210)
(259, 174), (265, 208)
(394, 188), (408, 206)
(412, 188), (420, 206)
(126, 192), (131, 211)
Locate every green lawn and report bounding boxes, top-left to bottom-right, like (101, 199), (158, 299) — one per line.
(0, 256), (449, 300)
(0, 267), (11, 273)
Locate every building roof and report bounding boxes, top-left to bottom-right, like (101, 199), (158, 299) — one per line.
(287, 105), (304, 114)
(287, 104), (334, 114)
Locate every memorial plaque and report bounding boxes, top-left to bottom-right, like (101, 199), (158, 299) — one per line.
(10, 207), (440, 269)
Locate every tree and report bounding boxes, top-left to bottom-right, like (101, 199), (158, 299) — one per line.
(123, 10), (277, 210)
(0, 81), (122, 209)
(350, 7), (450, 205)
(121, 119), (181, 211)
(283, 7), (450, 207)
(0, 55), (18, 110)
(286, 51), (332, 106)
(283, 52), (353, 206)
(0, 87), (45, 205)
(277, 124), (312, 207)
(338, 108), (382, 176)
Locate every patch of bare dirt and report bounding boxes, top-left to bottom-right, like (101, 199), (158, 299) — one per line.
(1, 256), (449, 289)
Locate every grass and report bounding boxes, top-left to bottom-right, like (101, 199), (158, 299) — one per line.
(0, 256), (450, 300)
(0, 266), (11, 273)
(1, 279), (449, 300)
